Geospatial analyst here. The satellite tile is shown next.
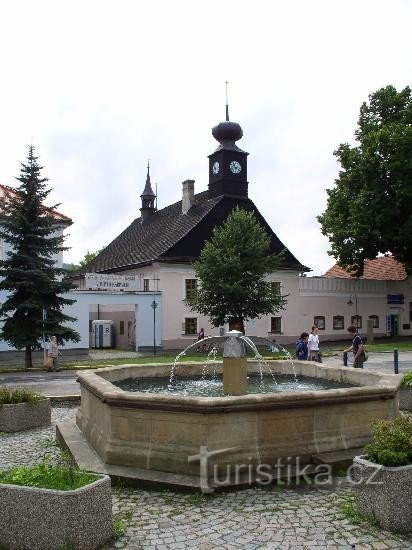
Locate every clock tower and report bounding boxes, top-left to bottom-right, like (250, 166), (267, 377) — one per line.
(208, 106), (249, 198)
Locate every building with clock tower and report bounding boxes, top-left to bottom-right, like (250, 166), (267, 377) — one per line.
(74, 108), (311, 349)
(208, 111), (249, 198)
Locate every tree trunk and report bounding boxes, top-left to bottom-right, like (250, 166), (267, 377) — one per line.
(25, 346), (32, 369)
(229, 319), (245, 334)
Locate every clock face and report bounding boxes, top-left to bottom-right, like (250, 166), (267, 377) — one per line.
(212, 161), (220, 175)
(230, 160), (241, 174)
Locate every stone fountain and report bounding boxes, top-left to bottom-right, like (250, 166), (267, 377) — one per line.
(57, 331), (402, 490)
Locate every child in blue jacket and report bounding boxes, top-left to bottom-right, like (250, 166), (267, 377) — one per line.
(295, 332), (309, 360)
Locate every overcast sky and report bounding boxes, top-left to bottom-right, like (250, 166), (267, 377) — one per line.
(1, 0), (411, 275)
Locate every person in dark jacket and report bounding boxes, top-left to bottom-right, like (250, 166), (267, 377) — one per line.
(295, 332), (309, 360)
(344, 325), (365, 368)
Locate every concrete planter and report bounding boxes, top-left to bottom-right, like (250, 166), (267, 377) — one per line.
(352, 455), (412, 534)
(0, 474), (112, 549)
(399, 388), (412, 411)
(0, 398), (51, 432)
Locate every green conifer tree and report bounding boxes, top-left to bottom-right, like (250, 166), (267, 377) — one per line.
(0, 146), (80, 368)
(187, 207), (287, 333)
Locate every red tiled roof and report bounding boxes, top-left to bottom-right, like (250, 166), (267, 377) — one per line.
(0, 184), (72, 224)
(324, 256), (407, 280)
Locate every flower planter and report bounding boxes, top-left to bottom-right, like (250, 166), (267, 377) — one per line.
(0, 474), (112, 549)
(0, 398), (51, 432)
(399, 388), (412, 411)
(352, 455), (412, 534)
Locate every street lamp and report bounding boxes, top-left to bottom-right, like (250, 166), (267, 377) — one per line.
(151, 300), (158, 356)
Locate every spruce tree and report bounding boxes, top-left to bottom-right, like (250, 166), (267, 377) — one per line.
(0, 146), (80, 368)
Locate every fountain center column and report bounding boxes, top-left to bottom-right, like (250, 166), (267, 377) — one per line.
(223, 330), (247, 395)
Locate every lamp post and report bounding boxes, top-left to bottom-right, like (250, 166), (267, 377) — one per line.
(151, 300), (158, 356)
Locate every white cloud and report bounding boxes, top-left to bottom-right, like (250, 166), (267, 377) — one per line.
(0, 0), (411, 272)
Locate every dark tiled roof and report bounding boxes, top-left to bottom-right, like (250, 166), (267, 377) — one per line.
(323, 256), (407, 280)
(85, 191), (307, 273)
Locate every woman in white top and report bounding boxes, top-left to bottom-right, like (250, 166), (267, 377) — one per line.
(307, 325), (319, 361)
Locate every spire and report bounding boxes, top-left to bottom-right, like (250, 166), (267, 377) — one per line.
(225, 81), (229, 121)
(140, 160), (156, 223)
(141, 160), (156, 199)
(211, 89), (244, 153)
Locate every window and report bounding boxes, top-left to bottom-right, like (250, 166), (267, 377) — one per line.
(143, 279), (149, 292)
(184, 317), (197, 335)
(185, 279), (198, 300)
(314, 316), (325, 330)
(270, 317), (281, 334)
(333, 315), (344, 330)
(89, 320), (93, 333)
(409, 302), (412, 323)
(119, 321), (125, 335)
(351, 315), (362, 329)
(270, 282), (281, 295)
(368, 315), (379, 329)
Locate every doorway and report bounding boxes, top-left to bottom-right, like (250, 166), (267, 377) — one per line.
(390, 314), (399, 337)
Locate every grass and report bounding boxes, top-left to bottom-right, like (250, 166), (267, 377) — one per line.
(0, 455), (99, 491)
(338, 493), (380, 528)
(61, 350), (287, 369)
(0, 387), (43, 405)
(401, 371), (412, 388)
(112, 509), (133, 541)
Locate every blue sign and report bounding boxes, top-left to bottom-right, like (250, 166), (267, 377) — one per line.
(387, 294), (404, 304)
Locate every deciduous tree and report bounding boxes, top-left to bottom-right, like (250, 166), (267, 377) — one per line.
(187, 207), (286, 333)
(318, 85), (412, 276)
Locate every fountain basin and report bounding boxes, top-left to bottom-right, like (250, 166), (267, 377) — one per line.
(71, 361), (402, 487)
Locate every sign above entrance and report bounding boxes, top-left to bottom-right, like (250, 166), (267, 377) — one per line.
(387, 294), (404, 304)
(85, 273), (139, 291)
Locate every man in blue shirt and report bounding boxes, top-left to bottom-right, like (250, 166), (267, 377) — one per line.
(345, 325), (365, 368)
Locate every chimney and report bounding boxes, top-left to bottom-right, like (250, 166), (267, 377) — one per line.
(182, 179), (195, 214)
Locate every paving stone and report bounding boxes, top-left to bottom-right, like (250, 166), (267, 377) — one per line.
(2, 404), (412, 550)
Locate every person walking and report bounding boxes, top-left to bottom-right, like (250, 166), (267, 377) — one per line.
(344, 325), (365, 369)
(47, 335), (61, 372)
(295, 332), (309, 360)
(308, 325), (320, 362)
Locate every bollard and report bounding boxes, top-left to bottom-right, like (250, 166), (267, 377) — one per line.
(343, 351), (348, 367)
(394, 349), (399, 374)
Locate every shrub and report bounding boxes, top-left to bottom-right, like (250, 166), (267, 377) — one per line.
(0, 388), (42, 406)
(365, 415), (412, 467)
(401, 372), (412, 389)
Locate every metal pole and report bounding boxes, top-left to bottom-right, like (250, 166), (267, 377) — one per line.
(153, 305), (156, 356)
(343, 351), (348, 367)
(394, 349), (399, 374)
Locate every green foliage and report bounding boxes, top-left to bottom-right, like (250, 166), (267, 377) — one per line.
(338, 493), (379, 527)
(0, 387), (42, 406)
(187, 207), (287, 329)
(401, 371), (412, 389)
(0, 146), (80, 367)
(79, 248), (104, 270)
(0, 460), (98, 491)
(365, 415), (412, 467)
(318, 85), (412, 276)
(112, 509), (133, 541)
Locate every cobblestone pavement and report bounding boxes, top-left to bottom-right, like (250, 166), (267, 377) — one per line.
(1, 405), (411, 550)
